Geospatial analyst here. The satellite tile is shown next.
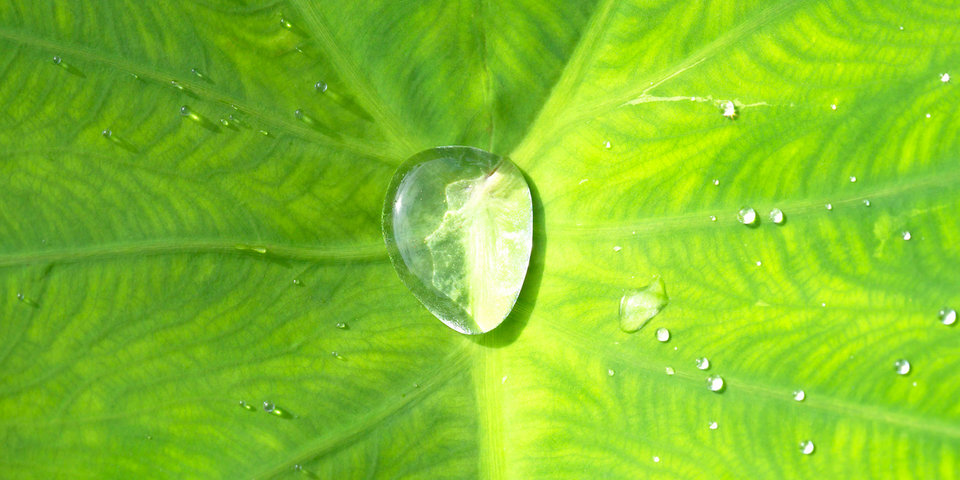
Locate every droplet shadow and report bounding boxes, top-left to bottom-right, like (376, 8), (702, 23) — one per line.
(474, 169), (544, 348)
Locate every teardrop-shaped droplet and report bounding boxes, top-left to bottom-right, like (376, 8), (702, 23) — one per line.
(619, 277), (669, 332)
(793, 389), (805, 402)
(939, 308), (957, 326)
(799, 440), (815, 455)
(382, 146), (533, 335)
(706, 375), (725, 392)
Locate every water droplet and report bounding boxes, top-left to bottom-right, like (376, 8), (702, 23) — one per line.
(830, 104), (837, 110)
(894, 359), (911, 375)
(190, 68), (207, 80)
(863, 199), (871, 207)
(706, 375), (725, 392)
(939, 308), (956, 326)
(383, 147), (533, 335)
(656, 327), (670, 342)
(755, 260), (762, 267)
(52, 56), (62, 65)
(331, 351), (345, 361)
(258, 129), (271, 136)
(335, 321), (348, 329)
(941, 73), (951, 83)
(849, 176), (857, 182)
(293, 465), (302, 472)
(737, 207), (757, 225)
(263, 401), (275, 413)
(170, 80), (185, 91)
(696, 357), (710, 370)
(315, 81), (328, 92)
(769, 208), (784, 225)
(799, 440), (815, 455)
(825, 203), (833, 211)
(280, 17), (294, 29)
(619, 277), (668, 332)
(607, 369), (615, 376)
(708, 421), (718, 430)
(899, 25), (904, 31)
(665, 366), (675, 375)
(603, 140), (611, 149)
(612, 245), (622, 252)
(721, 101), (737, 119)
(292, 279), (302, 286)
(101, 129), (112, 138)
(219, 118), (231, 127)
(793, 390), (805, 402)
(901, 231), (912, 241)
(709, 215), (717, 222)
(712, 179), (720, 186)
(239, 400), (255, 411)
(925, 113), (932, 119)
(652, 456), (661, 463)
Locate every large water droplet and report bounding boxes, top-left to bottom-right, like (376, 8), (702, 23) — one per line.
(315, 81), (328, 92)
(793, 389), (805, 402)
(799, 440), (815, 455)
(382, 146), (533, 334)
(894, 359), (911, 375)
(665, 366), (675, 375)
(656, 327), (670, 342)
(263, 401), (275, 413)
(769, 208), (785, 225)
(707, 375), (725, 392)
(737, 207), (757, 226)
(721, 101), (737, 119)
(696, 357), (710, 370)
(939, 308), (957, 326)
(239, 400), (255, 411)
(619, 277), (669, 332)
(942, 73), (951, 83)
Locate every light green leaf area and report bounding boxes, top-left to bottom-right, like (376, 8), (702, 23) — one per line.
(1, 1), (959, 478)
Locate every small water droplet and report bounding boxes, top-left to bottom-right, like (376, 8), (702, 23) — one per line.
(830, 104), (837, 110)
(863, 199), (871, 207)
(607, 369), (615, 376)
(258, 129), (271, 136)
(799, 440), (815, 455)
(709, 215), (717, 222)
(293, 465), (302, 472)
(894, 359), (911, 375)
(825, 203), (833, 211)
(708, 421), (718, 430)
(612, 245), (622, 252)
(239, 400), (255, 411)
(652, 456), (661, 463)
(901, 231), (912, 241)
(501, 375), (507, 384)
(180, 105), (191, 116)
(170, 80), (185, 91)
(696, 357), (710, 370)
(898, 25), (904, 31)
(603, 140), (611, 149)
(665, 366), (675, 375)
(314, 81), (328, 92)
(52, 56), (62, 65)
(925, 113), (932, 118)
(721, 101), (737, 119)
(335, 321), (348, 329)
(712, 179), (720, 186)
(331, 351), (345, 360)
(941, 73), (951, 83)
(793, 390), (805, 402)
(769, 208), (785, 225)
(219, 118), (231, 127)
(101, 129), (112, 138)
(707, 375), (725, 392)
(292, 279), (302, 286)
(619, 277), (669, 332)
(191, 68), (206, 80)
(939, 308), (956, 326)
(737, 207), (757, 226)
(263, 401), (275, 413)
(280, 17), (294, 29)
(656, 327), (670, 342)
(849, 176), (857, 182)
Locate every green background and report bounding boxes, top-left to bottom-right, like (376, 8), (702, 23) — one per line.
(1, 1), (959, 478)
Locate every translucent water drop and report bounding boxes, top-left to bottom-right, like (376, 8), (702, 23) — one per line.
(239, 400), (255, 411)
(335, 321), (348, 329)
(603, 140), (611, 149)
(755, 261), (762, 267)
(612, 245), (622, 252)
(830, 104), (837, 110)
(293, 465), (302, 472)
(799, 440), (815, 455)
(902, 231), (912, 241)
(170, 80), (185, 91)
(263, 401), (275, 413)
(825, 203), (833, 211)
(712, 179), (720, 186)
(619, 277), (668, 333)
(101, 129), (112, 138)
(292, 279), (302, 286)
(258, 129), (270, 136)
(925, 113), (932, 118)
(331, 351), (345, 360)
(737, 207), (757, 225)
(769, 208), (784, 225)
(652, 456), (661, 463)
(179, 105), (191, 117)
(383, 147), (533, 335)
(280, 17), (294, 29)
(707, 375), (725, 392)
(709, 215), (717, 222)
(894, 359), (911, 375)
(941, 73), (951, 83)
(665, 366), (675, 375)
(849, 176), (857, 182)
(863, 199), (871, 207)
(793, 390), (805, 402)
(696, 357), (710, 370)
(52, 56), (62, 65)
(607, 369), (615, 376)
(721, 101), (737, 119)
(708, 421), (718, 430)
(315, 81), (328, 92)
(656, 327), (670, 342)
(190, 68), (206, 79)
(939, 308), (957, 326)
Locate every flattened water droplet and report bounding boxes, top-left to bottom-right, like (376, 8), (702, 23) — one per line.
(895, 359), (911, 375)
(619, 277), (669, 332)
(799, 440), (815, 455)
(939, 308), (957, 326)
(707, 375), (725, 392)
(656, 327), (670, 342)
(382, 147), (533, 335)
(769, 208), (785, 225)
(665, 366), (675, 375)
(696, 357), (710, 370)
(793, 389), (805, 402)
(737, 207), (757, 226)
(335, 321), (348, 329)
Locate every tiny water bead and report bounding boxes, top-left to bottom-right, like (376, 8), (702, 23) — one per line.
(849, 176), (857, 182)
(331, 351), (345, 360)
(619, 276), (669, 332)
(825, 203), (833, 211)
(263, 401), (275, 413)
(942, 73), (951, 83)
(939, 308), (957, 326)
(607, 369), (615, 377)
(863, 199), (871, 207)
(721, 100), (737, 119)
(315, 81), (328, 92)
(239, 401), (256, 411)
(656, 327), (670, 342)
(901, 231), (912, 241)
(382, 147), (533, 335)
(101, 129), (112, 138)
(769, 208), (785, 225)
(707, 375), (725, 392)
(665, 366), (675, 375)
(696, 357), (710, 370)
(799, 440), (815, 455)
(335, 321), (349, 329)
(895, 359), (911, 375)
(830, 104), (837, 110)
(652, 456), (661, 463)
(793, 390), (805, 402)
(709, 215), (717, 222)
(709, 421), (718, 430)
(712, 179), (720, 186)
(52, 55), (62, 65)
(737, 207), (757, 226)
(603, 140), (611, 149)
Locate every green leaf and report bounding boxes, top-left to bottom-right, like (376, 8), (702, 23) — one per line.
(2, 1), (959, 478)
